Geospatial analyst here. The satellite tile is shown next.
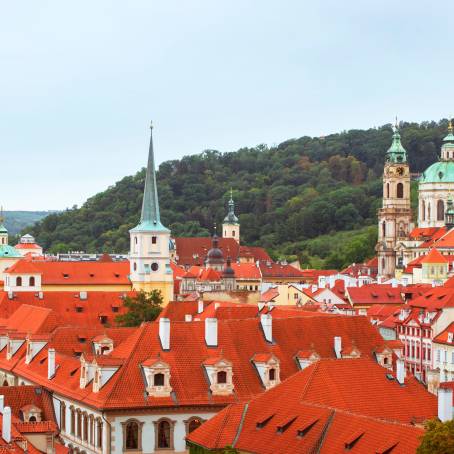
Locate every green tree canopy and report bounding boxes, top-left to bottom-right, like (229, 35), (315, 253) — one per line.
(417, 418), (454, 454)
(115, 290), (164, 327)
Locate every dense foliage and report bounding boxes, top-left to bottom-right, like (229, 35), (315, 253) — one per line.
(5, 211), (52, 236)
(417, 418), (454, 454)
(115, 290), (163, 327)
(24, 120), (450, 268)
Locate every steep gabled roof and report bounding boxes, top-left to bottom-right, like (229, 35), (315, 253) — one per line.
(420, 248), (449, 264)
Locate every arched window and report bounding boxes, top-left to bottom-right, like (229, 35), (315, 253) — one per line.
(16, 277), (22, 287)
(217, 371), (227, 384)
(157, 420), (171, 449)
(428, 203), (431, 220)
(154, 373), (164, 386)
(133, 262), (137, 272)
(396, 182), (404, 198)
(29, 416), (36, 422)
(187, 418), (202, 433)
(70, 408), (75, 435)
(97, 419), (103, 449)
(29, 277), (35, 287)
(83, 413), (88, 441)
(421, 200), (426, 221)
(386, 183), (390, 198)
(60, 402), (66, 432)
(382, 221), (386, 238)
(125, 421), (139, 449)
(76, 410), (82, 438)
(437, 200), (445, 221)
(381, 258), (385, 272)
(269, 368), (276, 381)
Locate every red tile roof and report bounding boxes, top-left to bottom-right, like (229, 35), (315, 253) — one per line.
(347, 285), (404, 307)
(13, 315), (391, 410)
(433, 322), (454, 345)
(187, 358), (434, 453)
(5, 261), (130, 285)
(420, 248), (449, 264)
(231, 263), (261, 279)
(259, 262), (307, 279)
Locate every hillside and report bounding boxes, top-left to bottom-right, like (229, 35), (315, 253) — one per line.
(25, 120), (448, 269)
(4, 211), (53, 236)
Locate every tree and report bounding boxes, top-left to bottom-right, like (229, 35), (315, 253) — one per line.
(115, 290), (164, 327)
(417, 418), (454, 454)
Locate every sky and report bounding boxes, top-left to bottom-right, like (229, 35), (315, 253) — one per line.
(0, 1), (451, 210)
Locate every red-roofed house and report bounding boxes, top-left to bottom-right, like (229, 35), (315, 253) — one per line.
(346, 285), (405, 315)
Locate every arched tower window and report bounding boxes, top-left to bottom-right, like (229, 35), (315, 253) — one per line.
(428, 203), (431, 221)
(437, 200), (445, 221)
(29, 277), (35, 287)
(381, 258), (385, 273)
(382, 221), (386, 238)
(396, 183), (404, 198)
(16, 277), (22, 287)
(386, 183), (390, 198)
(421, 200), (425, 221)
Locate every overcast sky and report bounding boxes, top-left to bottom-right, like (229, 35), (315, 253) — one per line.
(1, 1), (451, 210)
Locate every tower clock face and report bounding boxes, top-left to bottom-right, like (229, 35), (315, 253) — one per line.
(396, 167), (405, 176)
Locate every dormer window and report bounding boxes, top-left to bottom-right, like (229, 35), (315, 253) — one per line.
(20, 405), (42, 423)
(142, 359), (172, 397)
(203, 357), (234, 395)
(269, 368), (276, 381)
(251, 353), (280, 389)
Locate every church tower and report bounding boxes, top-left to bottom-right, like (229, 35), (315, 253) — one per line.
(376, 122), (412, 279)
(129, 123), (174, 304)
(223, 190), (240, 244)
(0, 209), (8, 246)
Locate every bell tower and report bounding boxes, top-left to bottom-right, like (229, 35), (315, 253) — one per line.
(129, 123), (174, 304)
(223, 189), (240, 244)
(376, 121), (412, 279)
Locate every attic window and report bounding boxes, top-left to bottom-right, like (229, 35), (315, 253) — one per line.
(75, 306), (83, 313)
(297, 419), (318, 438)
(39, 357), (47, 364)
(112, 306), (119, 313)
(78, 336), (86, 343)
(256, 414), (274, 429)
(114, 273), (120, 278)
(376, 442), (399, 454)
(89, 273), (95, 278)
(99, 315), (108, 324)
(371, 292), (378, 298)
(276, 416), (297, 434)
(63, 273), (69, 278)
(344, 431), (364, 449)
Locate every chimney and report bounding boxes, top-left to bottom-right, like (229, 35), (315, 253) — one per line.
(205, 318), (218, 347)
(159, 318), (170, 350)
(334, 336), (342, 359)
(396, 359), (406, 384)
(214, 302), (220, 310)
(185, 314), (192, 322)
(261, 314), (272, 343)
(0, 396), (4, 413)
(438, 386), (453, 422)
(48, 348), (56, 379)
(197, 299), (204, 314)
(2, 406), (11, 443)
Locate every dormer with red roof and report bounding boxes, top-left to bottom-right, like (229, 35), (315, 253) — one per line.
(3, 261), (41, 293)
(251, 353), (280, 390)
(203, 356), (234, 396)
(142, 357), (172, 397)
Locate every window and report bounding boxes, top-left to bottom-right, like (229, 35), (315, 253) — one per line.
(29, 277), (35, 287)
(269, 368), (276, 381)
(29, 415), (36, 422)
(421, 200), (425, 221)
(134, 237), (137, 245)
(96, 419), (103, 448)
(83, 413), (88, 441)
(151, 263), (159, 272)
(133, 262), (137, 272)
(122, 420), (143, 450)
(154, 373), (164, 386)
(382, 221), (386, 237)
(386, 183), (390, 198)
(152, 236), (157, 244)
(437, 349), (441, 363)
(396, 182), (404, 198)
(438, 200), (445, 221)
(60, 403), (66, 432)
(217, 371), (227, 384)
(16, 277), (22, 287)
(157, 420), (171, 449)
(70, 408), (75, 435)
(76, 410), (82, 438)
(187, 417), (203, 434)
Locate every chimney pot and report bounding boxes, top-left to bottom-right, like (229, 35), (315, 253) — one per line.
(48, 348), (56, 379)
(334, 336), (342, 359)
(159, 318), (170, 350)
(185, 314), (192, 322)
(396, 359), (406, 384)
(2, 406), (11, 443)
(260, 314), (272, 343)
(197, 299), (204, 314)
(205, 318), (218, 347)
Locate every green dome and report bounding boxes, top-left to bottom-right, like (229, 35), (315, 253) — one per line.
(420, 161), (454, 183)
(0, 224), (7, 234)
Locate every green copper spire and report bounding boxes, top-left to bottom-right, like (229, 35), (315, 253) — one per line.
(0, 207), (7, 234)
(223, 188), (239, 224)
(385, 119), (407, 164)
(130, 123), (169, 232)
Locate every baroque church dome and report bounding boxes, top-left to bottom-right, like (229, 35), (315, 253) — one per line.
(420, 161), (454, 184)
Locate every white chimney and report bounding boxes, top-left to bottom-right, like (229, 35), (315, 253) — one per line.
(438, 387), (453, 422)
(396, 359), (406, 384)
(185, 314), (192, 322)
(48, 348), (56, 379)
(197, 299), (204, 314)
(261, 314), (272, 343)
(0, 396), (4, 413)
(2, 406), (11, 443)
(214, 302), (220, 310)
(205, 318), (218, 347)
(159, 318), (170, 350)
(334, 336), (342, 359)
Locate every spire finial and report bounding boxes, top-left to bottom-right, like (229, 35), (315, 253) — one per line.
(449, 118), (453, 134)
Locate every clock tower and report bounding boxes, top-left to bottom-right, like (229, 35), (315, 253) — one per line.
(376, 122), (412, 279)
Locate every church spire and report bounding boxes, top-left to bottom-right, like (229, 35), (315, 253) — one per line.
(224, 188), (239, 225)
(386, 119), (407, 163)
(132, 122), (169, 232)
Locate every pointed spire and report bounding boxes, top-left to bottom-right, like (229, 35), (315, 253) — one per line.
(224, 188), (239, 225)
(131, 122), (169, 232)
(443, 118), (454, 143)
(0, 207), (7, 235)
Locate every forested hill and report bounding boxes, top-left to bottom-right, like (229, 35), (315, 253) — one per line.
(24, 120), (448, 269)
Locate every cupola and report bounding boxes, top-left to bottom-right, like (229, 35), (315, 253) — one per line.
(385, 122), (407, 164)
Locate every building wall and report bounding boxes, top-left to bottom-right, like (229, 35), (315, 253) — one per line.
(418, 184), (454, 228)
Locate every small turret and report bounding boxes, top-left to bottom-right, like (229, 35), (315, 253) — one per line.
(441, 119), (454, 161)
(0, 208), (8, 246)
(206, 228), (225, 271)
(223, 189), (240, 244)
